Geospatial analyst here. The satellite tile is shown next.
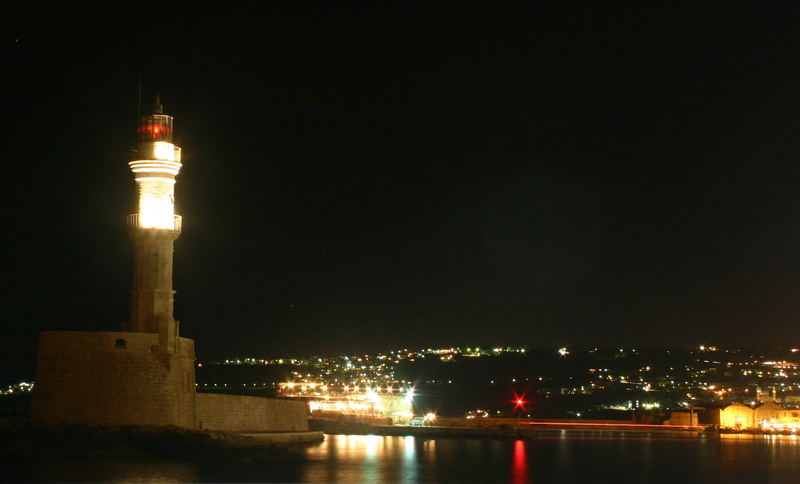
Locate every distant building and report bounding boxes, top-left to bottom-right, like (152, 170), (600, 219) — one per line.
(719, 402), (756, 429)
(754, 401), (783, 425)
(716, 401), (800, 430)
(757, 402), (800, 430)
(781, 393), (800, 406)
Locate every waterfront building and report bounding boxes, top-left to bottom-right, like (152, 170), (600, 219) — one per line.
(754, 401), (784, 425)
(719, 402), (756, 429)
(717, 401), (800, 430)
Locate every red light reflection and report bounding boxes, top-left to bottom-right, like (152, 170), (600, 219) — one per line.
(511, 439), (529, 484)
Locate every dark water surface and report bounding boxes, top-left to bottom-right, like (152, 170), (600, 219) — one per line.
(14, 431), (800, 483)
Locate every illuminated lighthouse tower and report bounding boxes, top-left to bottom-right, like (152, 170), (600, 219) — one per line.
(31, 95), (310, 433)
(125, 96), (183, 337)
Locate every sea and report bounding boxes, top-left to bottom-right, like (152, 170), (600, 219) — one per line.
(13, 431), (800, 483)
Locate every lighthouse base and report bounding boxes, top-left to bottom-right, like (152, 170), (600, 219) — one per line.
(31, 331), (197, 428)
(31, 331), (310, 432)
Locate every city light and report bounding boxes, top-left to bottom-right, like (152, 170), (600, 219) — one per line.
(1, 381), (33, 395)
(192, 344), (800, 432)
(512, 393), (527, 412)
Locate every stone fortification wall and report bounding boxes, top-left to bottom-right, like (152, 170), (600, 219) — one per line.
(31, 331), (196, 428)
(196, 393), (308, 432)
(664, 411), (695, 426)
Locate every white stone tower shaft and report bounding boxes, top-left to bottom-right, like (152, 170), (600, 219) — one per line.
(125, 96), (183, 335)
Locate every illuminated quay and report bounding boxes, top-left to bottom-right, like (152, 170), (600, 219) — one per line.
(278, 382), (416, 424)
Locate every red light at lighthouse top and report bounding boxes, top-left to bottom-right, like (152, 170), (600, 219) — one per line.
(138, 95), (173, 143)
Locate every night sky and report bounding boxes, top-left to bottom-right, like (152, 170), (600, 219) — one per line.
(7, 4), (800, 377)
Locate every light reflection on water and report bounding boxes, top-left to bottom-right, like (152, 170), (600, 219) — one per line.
(300, 432), (800, 484)
(511, 439), (529, 484)
(19, 431), (800, 483)
(302, 434), (420, 484)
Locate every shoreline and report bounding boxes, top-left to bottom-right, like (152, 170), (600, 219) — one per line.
(321, 422), (800, 438)
(0, 420), (321, 462)
(320, 423), (709, 438)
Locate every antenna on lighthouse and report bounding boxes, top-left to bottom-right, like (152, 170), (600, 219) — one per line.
(153, 93), (163, 114)
(137, 75), (142, 118)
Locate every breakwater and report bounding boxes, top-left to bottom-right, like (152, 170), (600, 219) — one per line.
(323, 422), (712, 438)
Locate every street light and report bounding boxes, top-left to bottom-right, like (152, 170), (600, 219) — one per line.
(512, 393), (527, 427)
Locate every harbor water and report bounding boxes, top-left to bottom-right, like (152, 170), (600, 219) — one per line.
(15, 431), (800, 483)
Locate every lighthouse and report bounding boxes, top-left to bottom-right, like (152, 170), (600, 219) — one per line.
(31, 95), (310, 434)
(125, 96), (182, 339)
